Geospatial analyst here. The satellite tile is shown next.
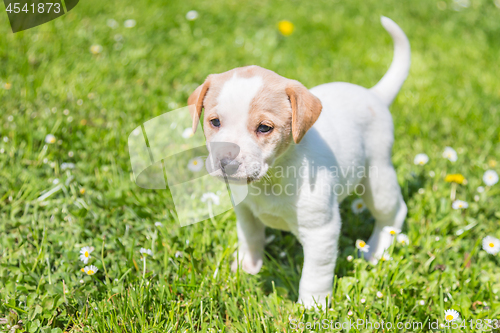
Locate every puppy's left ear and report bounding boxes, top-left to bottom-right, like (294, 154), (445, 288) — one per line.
(286, 81), (322, 144)
(188, 77), (211, 133)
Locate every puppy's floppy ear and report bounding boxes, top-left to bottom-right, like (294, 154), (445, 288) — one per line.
(188, 77), (211, 133)
(285, 80), (322, 144)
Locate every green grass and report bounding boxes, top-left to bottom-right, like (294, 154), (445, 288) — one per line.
(1, 0), (500, 331)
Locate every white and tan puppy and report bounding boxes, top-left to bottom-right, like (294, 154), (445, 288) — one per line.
(188, 17), (410, 308)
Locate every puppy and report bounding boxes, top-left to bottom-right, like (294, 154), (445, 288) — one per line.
(188, 17), (410, 308)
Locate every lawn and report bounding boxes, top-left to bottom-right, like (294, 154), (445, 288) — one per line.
(1, 0), (500, 331)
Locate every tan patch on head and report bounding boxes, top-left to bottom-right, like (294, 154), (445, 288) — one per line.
(188, 65), (322, 146)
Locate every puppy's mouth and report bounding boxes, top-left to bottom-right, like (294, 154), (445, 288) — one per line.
(206, 164), (266, 184)
(207, 169), (256, 184)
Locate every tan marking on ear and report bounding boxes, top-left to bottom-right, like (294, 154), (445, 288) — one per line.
(286, 81), (322, 143)
(187, 78), (211, 133)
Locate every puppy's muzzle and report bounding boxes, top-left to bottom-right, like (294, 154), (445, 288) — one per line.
(220, 158), (240, 176)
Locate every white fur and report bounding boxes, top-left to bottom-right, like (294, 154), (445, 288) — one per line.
(206, 75), (265, 178)
(220, 17), (410, 308)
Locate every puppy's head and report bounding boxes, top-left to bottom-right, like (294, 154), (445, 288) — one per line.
(188, 66), (322, 183)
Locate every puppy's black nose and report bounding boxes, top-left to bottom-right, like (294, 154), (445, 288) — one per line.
(220, 158), (240, 176)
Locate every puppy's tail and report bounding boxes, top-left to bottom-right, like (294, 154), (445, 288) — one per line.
(370, 16), (411, 106)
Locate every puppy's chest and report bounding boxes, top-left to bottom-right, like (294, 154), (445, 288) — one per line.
(243, 194), (295, 232)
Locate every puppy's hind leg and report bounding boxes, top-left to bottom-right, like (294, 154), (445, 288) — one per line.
(231, 205), (266, 275)
(361, 159), (407, 263)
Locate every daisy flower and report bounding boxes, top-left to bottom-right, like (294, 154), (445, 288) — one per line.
(351, 198), (366, 214)
(201, 192), (220, 205)
(61, 162), (75, 170)
(90, 45), (103, 55)
(140, 248), (153, 256)
(45, 134), (56, 144)
(278, 20), (294, 36)
(483, 170), (499, 186)
(382, 226), (400, 236)
(419, 300), (425, 305)
(452, 200), (468, 210)
(182, 127), (194, 139)
(107, 19), (118, 29)
(186, 10), (199, 21)
(124, 19), (136, 28)
(79, 246), (94, 264)
(482, 236), (500, 255)
(360, 298), (366, 304)
(413, 153), (429, 165)
(379, 252), (393, 261)
(187, 157), (204, 172)
(80, 246), (94, 265)
(84, 265), (98, 275)
(376, 291), (383, 298)
(445, 174), (465, 184)
(444, 309), (460, 322)
(355, 239), (370, 253)
(346, 255), (353, 262)
(442, 147), (457, 162)
(396, 233), (409, 246)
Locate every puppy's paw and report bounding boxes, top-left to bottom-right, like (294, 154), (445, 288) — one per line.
(231, 253), (263, 275)
(297, 292), (329, 310)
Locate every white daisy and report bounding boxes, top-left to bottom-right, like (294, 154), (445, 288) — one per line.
(413, 153), (429, 165)
(442, 147), (457, 162)
(90, 44), (103, 55)
(482, 236), (500, 255)
(182, 127), (194, 139)
(355, 239), (370, 253)
(2, 136), (8, 142)
(45, 134), (56, 144)
(346, 255), (353, 262)
(187, 157), (204, 172)
(382, 226), (401, 236)
(419, 300), (425, 305)
(396, 233), (409, 246)
(376, 291), (383, 298)
(452, 200), (468, 210)
(107, 19), (118, 29)
(124, 19), (136, 28)
(360, 298), (366, 304)
(61, 162), (75, 170)
(79, 246), (94, 264)
(351, 198), (366, 214)
(379, 252), (393, 261)
(140, 248), (153, 256)
(444, 309), (460, 322)
(201, 192), (220, 205)
(186, 10), (199, 21)
(83, 265), (98, 275)
(483, 170), (499, 186)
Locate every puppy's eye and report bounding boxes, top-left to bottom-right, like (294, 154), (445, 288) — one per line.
(210, 118), (220, 127)
(257, 124), (273, 133)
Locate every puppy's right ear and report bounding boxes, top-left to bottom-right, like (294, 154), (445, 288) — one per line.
(188, 77), (211, 133)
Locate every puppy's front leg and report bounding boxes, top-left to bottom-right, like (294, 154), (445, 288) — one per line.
(297, 206), (341, 308)
(231, 204), (266, 275)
